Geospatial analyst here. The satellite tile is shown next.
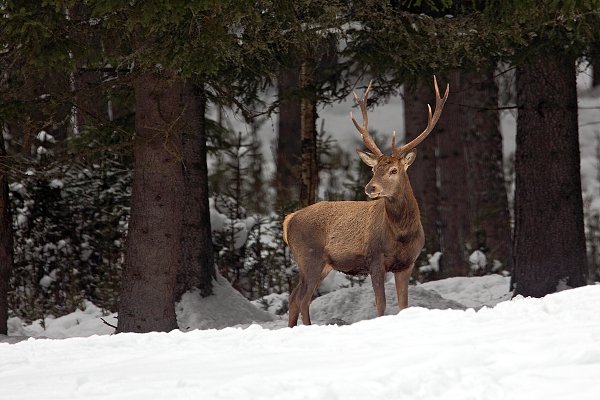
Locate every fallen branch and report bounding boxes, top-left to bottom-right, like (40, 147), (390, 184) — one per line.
(100, 317), (117, 330)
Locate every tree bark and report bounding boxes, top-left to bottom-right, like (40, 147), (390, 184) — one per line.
(117, 73), (185, 333)
(0, 132), (14, 335)
(176, 84), (215, 300)
(513, 55), (588, 297)
(73, 68), (110, 132)
(592, 56), (600, 88)
(435, 71), (471, 277)
(275, 64), (302, 208)
(70, 4), (109, 134)
(299, 60), (318, 208)
(404, 80), (441, 268)
(406, 70), (512, 277)
(462, 68), (513, 272)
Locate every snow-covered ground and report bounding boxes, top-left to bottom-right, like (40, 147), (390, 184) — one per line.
(2, 276), (600, 400)
(5, 272), (491, 339)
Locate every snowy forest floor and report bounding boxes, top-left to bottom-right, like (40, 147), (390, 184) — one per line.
(5, 273), (509, 339)
(2, 275), (600, 400)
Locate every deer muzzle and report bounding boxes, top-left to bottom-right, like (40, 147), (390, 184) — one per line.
(365, 182), (383, 199)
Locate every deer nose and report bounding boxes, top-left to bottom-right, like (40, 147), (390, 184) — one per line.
(365, 183), (382, 198)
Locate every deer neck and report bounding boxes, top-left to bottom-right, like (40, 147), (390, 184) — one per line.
(383, 182), (421, 236)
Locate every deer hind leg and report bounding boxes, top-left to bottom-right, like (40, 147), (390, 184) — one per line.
(394, 263), (414, 311)
(288, 277), (306, 328)
(297, 259), (328, 326)
(371, 268), (387, 317)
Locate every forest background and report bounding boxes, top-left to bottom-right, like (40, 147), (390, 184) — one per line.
(1, 0), (600, 334)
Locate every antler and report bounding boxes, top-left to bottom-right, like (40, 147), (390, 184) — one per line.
(350, 81), (383, 157)
(393, 75), (449, 158)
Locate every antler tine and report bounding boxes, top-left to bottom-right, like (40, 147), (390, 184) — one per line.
(394, 75), (449, 157)
(350, 80), (382, 157)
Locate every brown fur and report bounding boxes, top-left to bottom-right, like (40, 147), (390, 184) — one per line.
(285, 155), (425, 327)
(283, 212), (296, 244)
(285, 77), (447, 327)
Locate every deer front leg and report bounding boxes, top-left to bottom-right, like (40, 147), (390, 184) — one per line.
(394, 263), (414, 311)
(370, 267), (386, 317)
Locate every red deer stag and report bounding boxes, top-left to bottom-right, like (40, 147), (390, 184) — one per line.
(283, 76), (449, 327)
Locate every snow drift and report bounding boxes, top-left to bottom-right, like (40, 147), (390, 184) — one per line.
(2, 284), (600, 400)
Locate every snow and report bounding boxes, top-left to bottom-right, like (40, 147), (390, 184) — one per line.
(252, 292), (289, 316)
(38, 274), (54, 288)
(209, 197), (259, 250)
(36, 130), (56, 143)
(309, 279), (465, 325)
(468, 249), (487, 271)
(2, 281), (600, 399)
(177, 274), (273, 331)
(578, 83), (600, 215)
(6, 301), (115, 339)
(419, 251), (442, 273)
(48, 178), (64, 189)
(0, 275), (600, 400)
(420, 274), (511, 309)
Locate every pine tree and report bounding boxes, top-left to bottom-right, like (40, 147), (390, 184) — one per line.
(512, 54), (587, 296)
(404, 80), (442, 275)
(275, 62), (302, 209)
(592, 56), (600, 88)
(78, 0), (276, 332)
(462, 68), (512, 274)
(117, 73), (185, 333)
(484, 1), (599, 296)
(178, 84), (214, 300)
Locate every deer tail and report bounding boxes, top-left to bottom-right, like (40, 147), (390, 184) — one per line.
(283, 212), (296, 245)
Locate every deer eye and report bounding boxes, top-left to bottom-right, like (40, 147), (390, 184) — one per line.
(389, 168), (398, 175)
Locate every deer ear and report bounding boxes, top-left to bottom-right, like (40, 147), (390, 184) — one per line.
(402, 150), (417, 169)
(356, 149), (378, 167)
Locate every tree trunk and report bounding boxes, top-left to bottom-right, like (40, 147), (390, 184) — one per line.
(70, 4), (109, 134)
(435, 71), (471, 277)
(299, 61), (318, 208)
(406, 70), (512, 277)
(176, 84), (215, 300)
(0, 132), (13, 335)
(592, 56), (600, 88)
(275, 64), (302, 208)
(117, 73), (185, 333)
(73, 68), (110, 132)
(513, 55), (587, 297)
(404, 80), (441, 270)
(462, 68), (513, 273)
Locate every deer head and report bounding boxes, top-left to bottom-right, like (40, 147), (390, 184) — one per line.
(350, 76), (449, 199)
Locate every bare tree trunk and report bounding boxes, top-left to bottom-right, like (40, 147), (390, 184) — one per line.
(299, 60), (318, 208)
(404, 80), (441, 272)
(592, 56), (600, 88)
(513, 54), (587, 297)
(462, 68), (513, 273)
(117, 73), (185, 333)
(407, 70), (512, 277)
(276, 64), (302, 208)
(435, 71), (471, 277)
(73, 68), (110, 132)
(69, 5), (108, 135)
(0, 132), (13, 335)
(177, 84), (214, 300)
